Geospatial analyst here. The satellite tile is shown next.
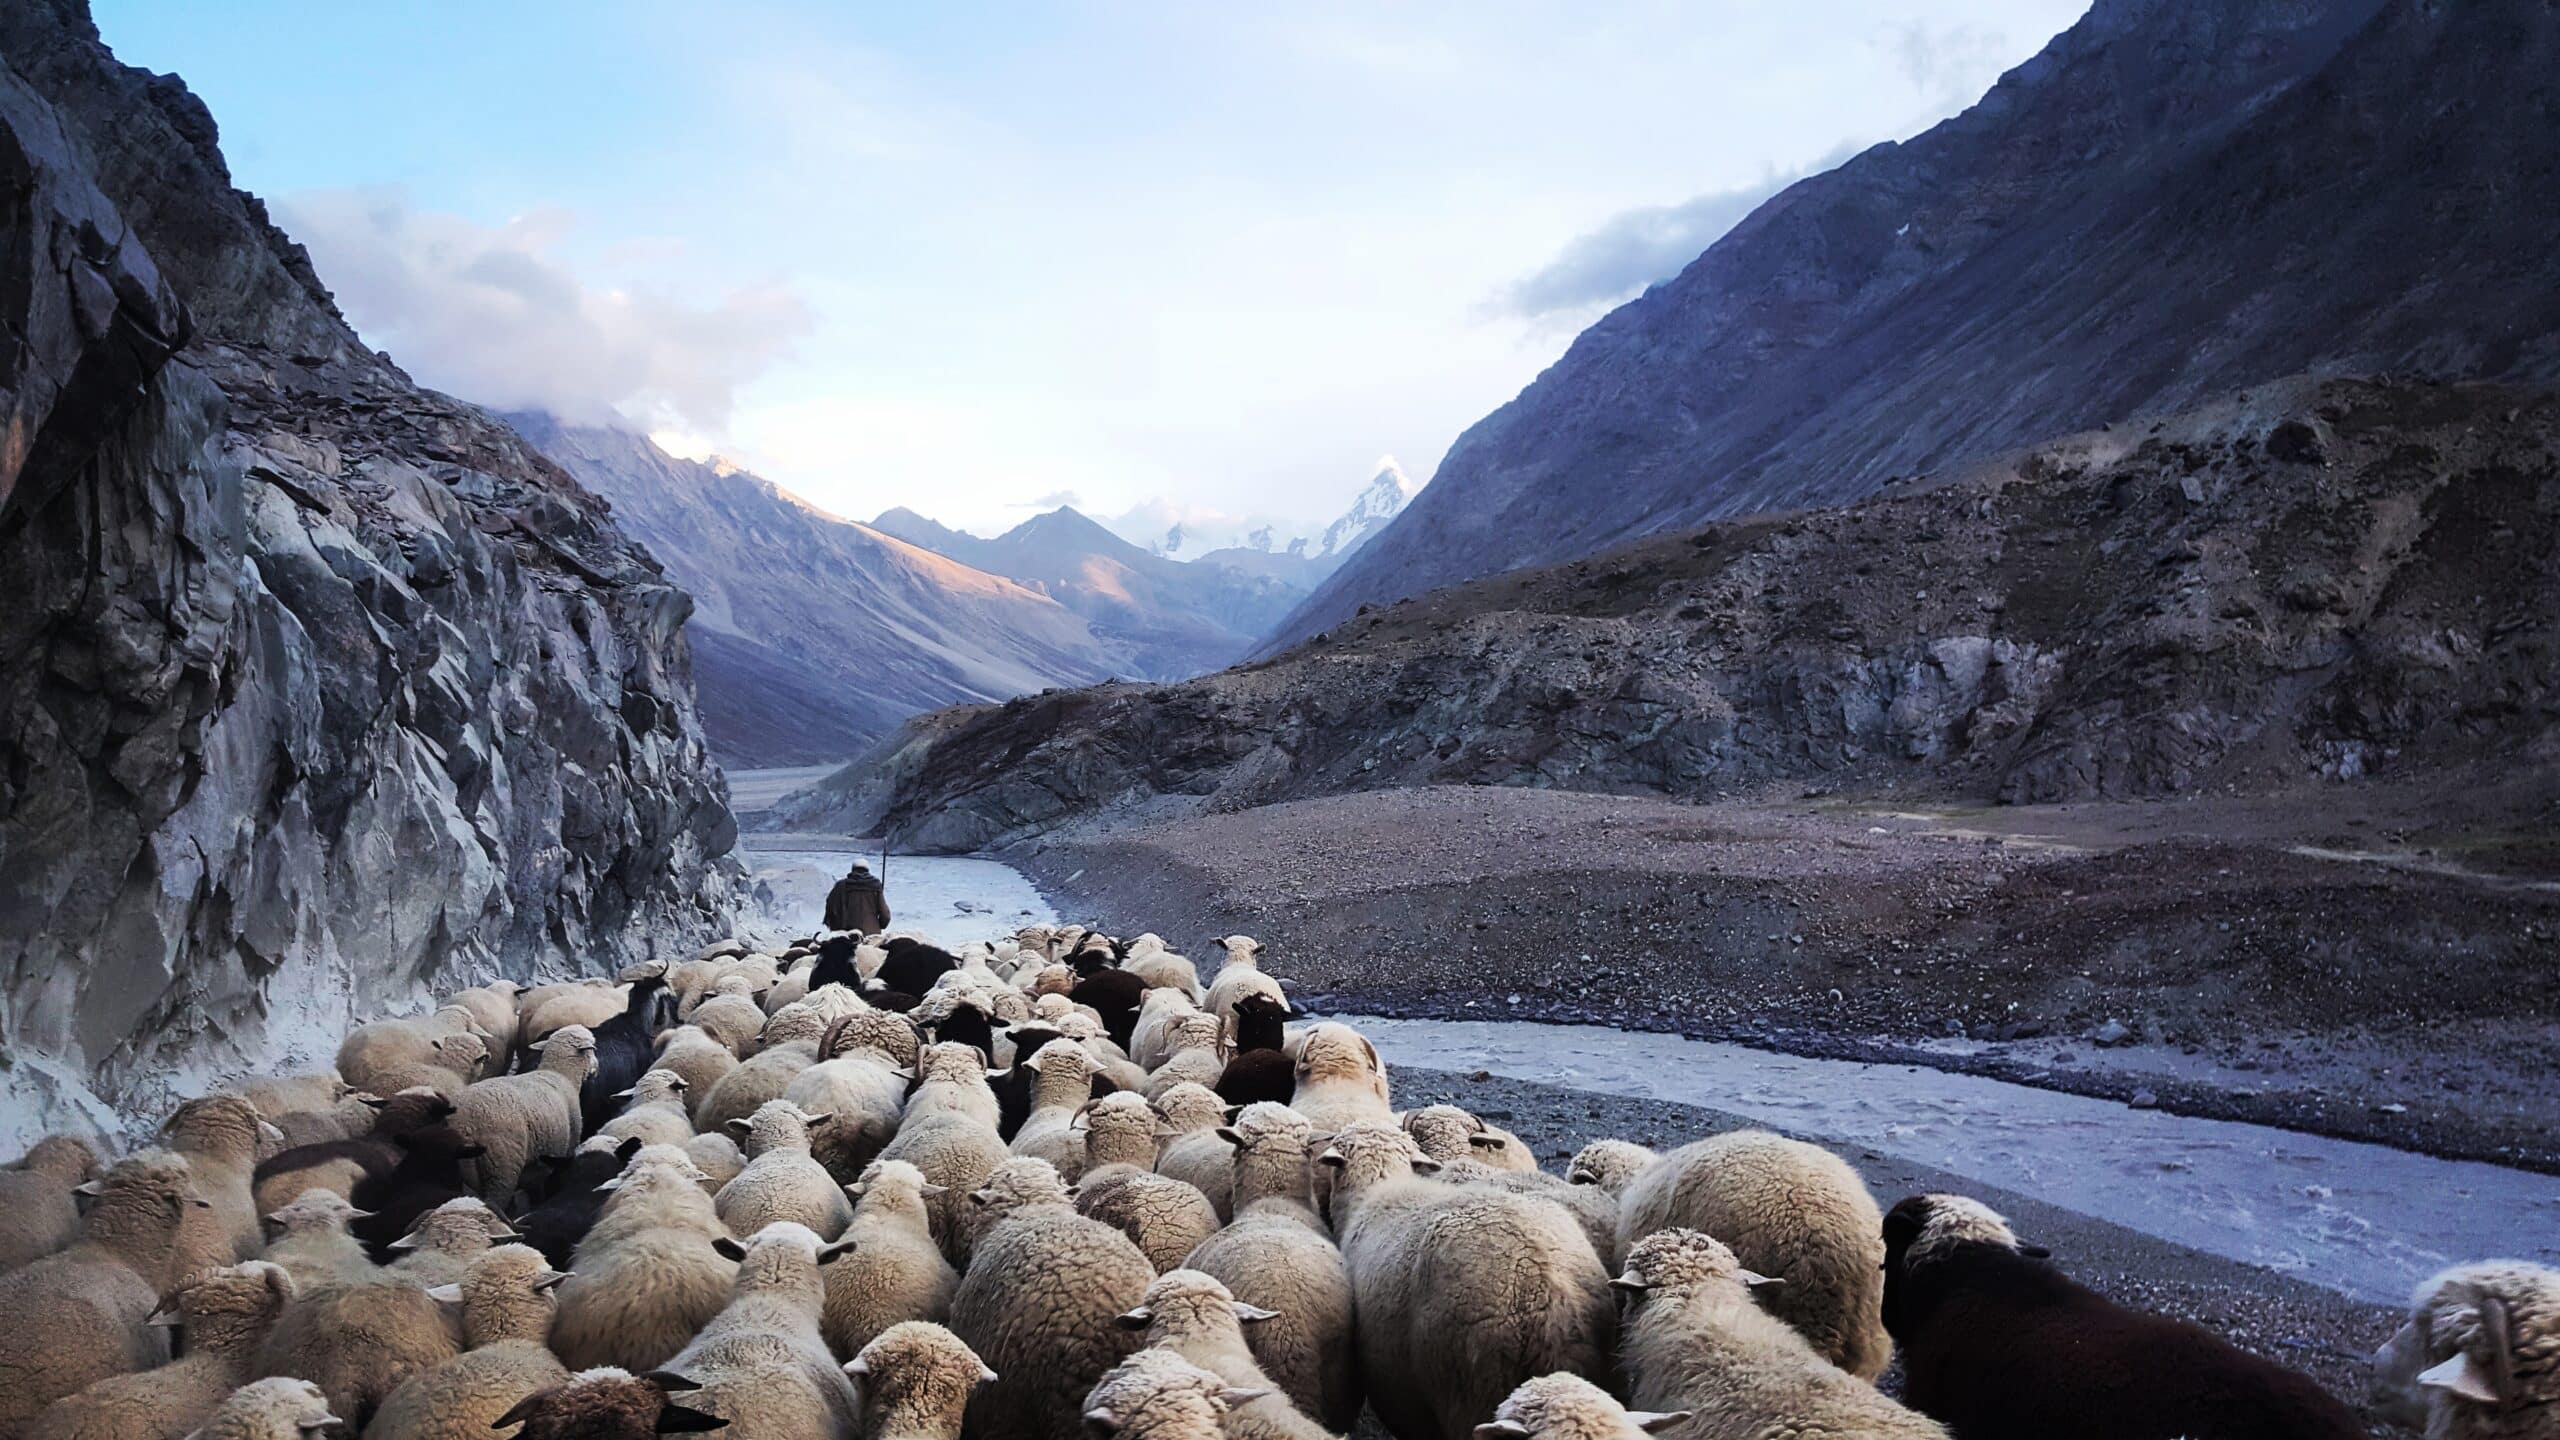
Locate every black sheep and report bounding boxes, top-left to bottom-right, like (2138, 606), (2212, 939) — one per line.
(351, 1123), (488, 1260)
(865, 986), (925, 1014)
(929, 1001), (999, 1063)
(1881, 1194), (2363, 1440)
(580, 973), (674, 1136)
(876, 937), (960, 997)
(1067, 964), (1147, 1052)
(513, 1136), (641, 1267)
(1214, 992), (1295, 1108)
(992, 1024), (1064, 1141)
(805, 934), (863, 998)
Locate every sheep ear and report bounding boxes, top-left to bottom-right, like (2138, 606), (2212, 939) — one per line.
(1467, 1134), (1507, 1151)
(1628, 1411), (1691, 1434)
(1084, 1408), (1123, 1436)
(1218, 1387), (1270, 1408)
(1739, 1271), (1784, 1291)
(533, 1271), (569, 1292)
(1231, 1302), (1280, 1323)
(843, 1357), (871, 1377)
(1610, 1274), (1651, 1294)
(387, 1235), (420, 1251)
(920, 1183), (948, 1198)
(726, 1119), (751, 1134)
(2018, 1244), (2052, 1260)
(1115, 1305), (1154, 1331)
(1317, 1150), (1347, 1169)
(425, 1283), (465, 1304)
(799, 1111), (835, 1129)
(1474, 1422), (1532, 1440)
(644, 1371), (703, 1393)
(74, 1179), (105, 1196)
(492, 1391), (556, 1429)
(655, 1404), (730, 1433)
(819, 1239), (857, 1265)
(978, 1364), (1000, 1384)
(359, 1096), (389, 1109)
(613, 1087), (638, 1099)
(713, 1237), (747, 1261)
(456, 1144), (486, 1159)
(1216, 1127), (1247, 1149)
(2417, 1353), (2501, 1405)
(1410, 1157), (1442, 1175)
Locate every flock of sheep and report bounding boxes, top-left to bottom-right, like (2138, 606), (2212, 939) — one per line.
(0, 921), (2549, 1440)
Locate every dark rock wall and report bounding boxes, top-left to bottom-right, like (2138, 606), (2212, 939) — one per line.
(0, 2), (741, 1138)
(813, 379), (2560, 852)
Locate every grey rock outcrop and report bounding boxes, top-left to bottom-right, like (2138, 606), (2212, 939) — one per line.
(1275, 0), (2560, 649)
(804, 378), (2560, 852)
(0, 0), (741, 1142)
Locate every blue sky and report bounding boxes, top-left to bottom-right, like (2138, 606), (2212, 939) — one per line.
(95, 2), (2088, 535)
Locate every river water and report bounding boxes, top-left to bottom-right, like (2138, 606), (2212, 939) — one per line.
(1338, 1013), (2560, 1305)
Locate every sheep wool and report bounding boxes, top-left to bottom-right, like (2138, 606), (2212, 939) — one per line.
(1614, 1130), (1889, 1381)
(451, 1028), (599, 1205)
(186, 1379), (339, 1440)
(1563, 1142), (1654, 1197)
(163, 1095), (279, 1261)
(386, 1198), (517, 1287)
(1400, 1105), (1537, 1176)
(950, 1159), (1156, 1440)
(361, 1245), (572, 1440)
(1119, 1269), (1338, 1440)
(781, 1038), (908, 1183)
(1615, 1228), (1946, 1440)
(660, 1223), (860, 1440)
(550, 1152), (738, 1373)
(2373, 1260), (2560, 1440)
(0, 1135), (99, 1272)
(1475, 1375), (1689, 1440)
(693, 1040), (819, 1137)
(847, 1323), (995, 1440)
(1083, 1348), (1262, 1440)
(1186, 1106), (1357, 1431)
(1288, 1025), (1392, 1135)
(1322, 1124), (1615, 1440)
(23, 1260), (293, 1440)
(491, 1370), (722, 1440)
(716, 1102), (855, 1241)
(260, 1192), (378, 1292)
(0, 1154), (202, 1439)
(1008, 1040), (1105, 1180)
(594, 1070), (695, 1150)
(823, 1161), (959, 1360)
(1076, 1165), (1221, 1275)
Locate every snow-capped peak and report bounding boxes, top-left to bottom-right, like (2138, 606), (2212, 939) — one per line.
(1103, 458), (1423, 568)
(1311, 458), (1421, 559)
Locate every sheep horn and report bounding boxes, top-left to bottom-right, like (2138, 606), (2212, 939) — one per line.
(1473, 1423), (1532, 1440)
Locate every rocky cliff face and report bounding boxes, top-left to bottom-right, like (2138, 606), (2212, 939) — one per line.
(510, 415), (1123, 769)
(1275, 0), (2560, 649)
(0, 1), (741, 1143)
(806, 378), (2560, 852)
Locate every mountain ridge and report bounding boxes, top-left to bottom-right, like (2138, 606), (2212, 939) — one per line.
(1270, 0), (2560, 650)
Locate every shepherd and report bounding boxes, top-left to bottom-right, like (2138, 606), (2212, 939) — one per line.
(824, 858), (891, 934)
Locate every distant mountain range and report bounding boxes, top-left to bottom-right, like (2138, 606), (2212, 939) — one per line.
(1109, 460), (1421, 574)
(1271, 0), (2560, 649)
(509, 418), (1403, 767)
(511, 416), (1122, 767)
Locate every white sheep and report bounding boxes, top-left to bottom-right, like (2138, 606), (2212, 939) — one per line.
(256, 1265), (461, 1427)
(1564, 1142), (1655, 1196)
(1117, 1269), (1337, 1440)
(363, 1245), (571, 1440)
(385, 1197), (518, 1287)
(781, 1029), (910, 1183)
(1203, 937), (1286, 1032)
(684, 1131), (746, 1194)
(659, 1222), (860, 1440)
(163, 1096), (282, 1261)
(442, 980), (525, 1061)
(0, 1154), (202, 1437)
(337, 1008), (487, 1098)
(716, 1101), (854, 1241)
(1142, 1014), (1230, 1102)
(692, 1036), (818, 1137)
(1400, 1105), (1537, 1176)
(260, 1192), (378, 1292)
(0, 1136), (99, 1271)
(1322, 1124), (1615, 1440)
(183, 1378), (339, 1440)
(949, 1156), (1155, 1440)
(1076, 1165), (1221, 1276)
(902, 1042), (1003, 1131)
(1186, 1107), (1358, 1430)
(516, 981), (630, 1054)
(23, 1260), (293, 1440)
(651, 1025), (741, 1111)
(595, 1070), (695, 1150)
(1474, 1374), (1689, 1440)
(1288, 1024), (1391, 1134)
(355, 1032), (489, 1102)
(1130, 990), (1206, 1073)
(1082, 1347), (1263, 1440)
(686, 987), (768, 1057)
(1614, 1130), (1888, 1380)
(846, 1322), (995, 1440)
(2373, 1260), (2560, 1439)
(1008, 1039), (1104, 1180)
(1463, 1170), (1624, 1274)
(822, 1160), (958, 1360)
(550, 1148), (738, 1372)
(1615, 1228), (1946, 1440)
(451, 1027), (598, 1205)
(876, 1099), (1010, 1265)
(1078, 1092), (1165, 1173)
(1121, 939), (1204, 1005)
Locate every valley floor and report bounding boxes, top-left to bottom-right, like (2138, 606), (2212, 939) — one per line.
(1011, 782), (2560, 1173)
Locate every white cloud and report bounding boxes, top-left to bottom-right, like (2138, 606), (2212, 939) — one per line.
(276, 189), (813, 431)
(1884, 21), (2022, 109)
(1493, 144), (1864, 320)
